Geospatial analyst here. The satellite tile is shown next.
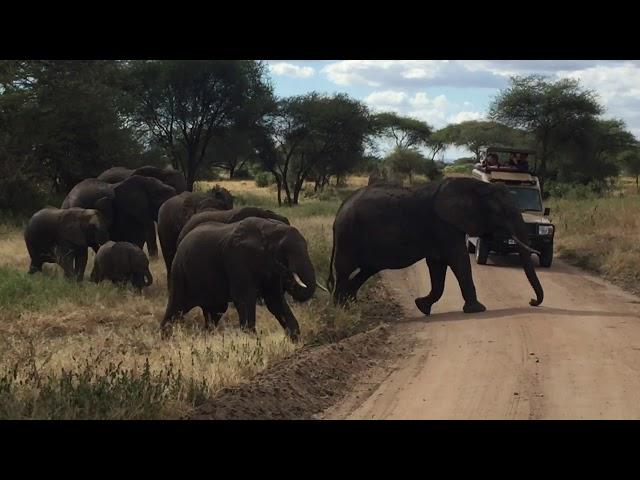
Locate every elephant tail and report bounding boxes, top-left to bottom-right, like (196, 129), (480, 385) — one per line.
(326, 226), (337, 293)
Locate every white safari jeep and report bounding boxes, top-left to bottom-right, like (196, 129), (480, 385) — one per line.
(466, 147), (555, 268)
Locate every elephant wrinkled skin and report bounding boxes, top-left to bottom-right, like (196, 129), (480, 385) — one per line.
(24, 207), (110, 281)
(161, 218), (316, 341)
(90, 241), (153, 291)
(177, 207), (290, 246)
(62, 175), (177, 254)
(327, 177), (544, 314)
(157, 186), (234, 283)
(97, 166), (188, 257)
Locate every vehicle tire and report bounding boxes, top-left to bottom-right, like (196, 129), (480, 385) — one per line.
(466, 235), (476, 254)
(475, 238), (489, 265)
(539, 244), (553, 268)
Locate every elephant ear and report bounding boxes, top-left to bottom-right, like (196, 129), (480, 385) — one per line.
(58, 213), (88, 247)
(181, 194), (199, 220)
(113, 176), (151, 223)
(94, 196), (114, 226)
(432, 179), (494, 236)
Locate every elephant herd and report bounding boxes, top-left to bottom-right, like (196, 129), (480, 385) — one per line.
(23, 167), (546, 342)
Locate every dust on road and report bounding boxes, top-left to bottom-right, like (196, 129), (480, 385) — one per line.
(323, 255), (640, 420)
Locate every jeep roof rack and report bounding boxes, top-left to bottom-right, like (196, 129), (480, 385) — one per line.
(483, 146), (537, 155)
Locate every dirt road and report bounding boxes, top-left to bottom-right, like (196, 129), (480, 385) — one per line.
(324, 255), (640, 419)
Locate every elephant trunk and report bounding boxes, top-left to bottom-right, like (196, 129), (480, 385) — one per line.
(511, 224), (544, 307)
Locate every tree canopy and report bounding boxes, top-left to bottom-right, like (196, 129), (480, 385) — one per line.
(125, 60), (273, 190)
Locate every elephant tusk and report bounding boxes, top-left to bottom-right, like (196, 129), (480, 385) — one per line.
(511, 235), (541, 256)
(348, 268), (361, 281)
(292, 272), (308, 289)
(315, 281), (329, 293)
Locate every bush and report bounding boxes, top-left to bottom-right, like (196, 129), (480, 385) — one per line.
(254, 172), (273, 188)
(232, 168), (252, 180)
(0, 173), (48, 217)
(544, 179), (616, 199)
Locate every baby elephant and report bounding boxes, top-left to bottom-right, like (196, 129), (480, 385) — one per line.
(90, 241), (153, 291)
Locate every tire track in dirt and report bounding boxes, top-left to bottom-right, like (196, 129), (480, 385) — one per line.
(324, 255), (640, 420)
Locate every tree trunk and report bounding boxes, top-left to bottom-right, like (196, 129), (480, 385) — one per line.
(293, 178), (304, 205)
(229, 164), (235, 179)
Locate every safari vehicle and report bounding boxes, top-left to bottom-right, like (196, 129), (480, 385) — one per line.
(466, 146), (555, 268)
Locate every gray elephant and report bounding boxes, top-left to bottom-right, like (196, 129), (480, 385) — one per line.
(327, 177), (544, 314)
(157, 186), (234, 283)
(62, 175), (177, 255)
(97, 166), (187, 258)
(24, 207), (110, 281)
(177, 207), (290, 246)
(90, 241), (153, 291)
(161, 217), (316, 341)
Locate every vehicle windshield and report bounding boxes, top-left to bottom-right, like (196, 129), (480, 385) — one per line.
(507, 187), (542, 212)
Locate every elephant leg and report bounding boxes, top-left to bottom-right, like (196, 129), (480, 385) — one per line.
(58, 249), (76, 280)
(262, 287), (300, 341)
(445, 240), (486, 314)
(28, 257), (44, 274)
(89, 262), (100, 283)
(161, 278), (186, 339)
(415, 259), (447, 315)
(231, 287), (257, 334)
(332, 247), (358, 305)
(74, 248), (88, 282)
(202, 307), (223, 331)
(145, 222), (159, 259)
(343, 267), (379, 302)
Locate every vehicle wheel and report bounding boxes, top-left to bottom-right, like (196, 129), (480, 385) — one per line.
(466, 235), (476, 254)
(475, 238), (489, 265)
(539, 244), (553, 268)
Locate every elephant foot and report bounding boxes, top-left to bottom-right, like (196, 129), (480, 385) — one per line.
(463, 301), (486, 314)
(415, 297), (433, 316)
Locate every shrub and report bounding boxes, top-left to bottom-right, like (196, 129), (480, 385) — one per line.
(254, 172), (272, 188)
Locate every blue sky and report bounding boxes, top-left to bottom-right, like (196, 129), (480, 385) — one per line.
(265, 60), (640, 160)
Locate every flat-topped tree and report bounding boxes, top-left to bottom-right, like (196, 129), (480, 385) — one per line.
(489, 75), (602, 192)
(125, 60), (273, 191)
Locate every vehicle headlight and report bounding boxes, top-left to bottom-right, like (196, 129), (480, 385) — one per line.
(538, 225), (554, 236)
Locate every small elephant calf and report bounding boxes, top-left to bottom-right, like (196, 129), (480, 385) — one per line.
(90, 241), (153, 291)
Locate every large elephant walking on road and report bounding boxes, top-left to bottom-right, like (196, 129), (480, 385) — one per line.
(327, 177), (544, 314)
(97, 166), (187, 257)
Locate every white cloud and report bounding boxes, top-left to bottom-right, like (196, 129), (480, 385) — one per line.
(364, 90), (408, 106)
(364, 90), (481, 130)
(269, 62), (315, 79)
(323, 60), (506, 89)
(447, 111), (484, 124)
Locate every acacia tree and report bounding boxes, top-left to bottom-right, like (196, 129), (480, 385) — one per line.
(618, 149), (640, 191)
(259, 93), (371, 205)
(372, 112), (432, 150)
(549, 118), (637, 185)
(489, 75), (602, 191)
(125, 60), (273, 190)
(385, 147), (441, 183)
(436, 120), (532, 161)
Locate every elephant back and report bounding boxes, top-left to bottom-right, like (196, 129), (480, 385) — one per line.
(97, 167), (134, 184)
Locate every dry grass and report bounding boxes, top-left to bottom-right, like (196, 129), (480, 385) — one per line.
(548, 180), (640, 295)
(0, 180), (373, 419)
